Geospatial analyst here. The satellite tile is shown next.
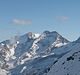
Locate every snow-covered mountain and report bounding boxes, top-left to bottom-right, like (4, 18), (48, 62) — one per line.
(47, 37), (80, 75)
(0, 31), (74, 75)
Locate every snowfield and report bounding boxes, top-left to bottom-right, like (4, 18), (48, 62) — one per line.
(47, 38), (80, 75)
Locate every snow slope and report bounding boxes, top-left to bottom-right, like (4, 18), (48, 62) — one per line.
(47, 38), (80, 75)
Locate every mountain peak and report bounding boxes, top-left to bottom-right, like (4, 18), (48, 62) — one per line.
(0, 30), (71, 75)
(43, 31), (58, 35)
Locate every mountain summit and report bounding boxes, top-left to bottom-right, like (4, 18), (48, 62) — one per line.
(0, 31), (70, 75)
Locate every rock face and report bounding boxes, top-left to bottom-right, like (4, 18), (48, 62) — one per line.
(47, 38), (80, 75)
(0, 31), (71, 75)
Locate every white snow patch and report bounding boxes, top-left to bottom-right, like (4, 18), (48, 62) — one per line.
(34, 33), (40, 39)
(10, 48), (15, 56)
(20, 66), (26, 73)
(0, 68), (8, 75)
(1, 43), (4, 46)
(55, 43), (67, 47)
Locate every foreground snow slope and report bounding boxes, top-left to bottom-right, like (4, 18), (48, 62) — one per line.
(47, 38), (80, 75)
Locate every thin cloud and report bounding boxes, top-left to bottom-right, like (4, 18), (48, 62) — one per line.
(56, 16), (69, 22)
(12, 19), (32, 25)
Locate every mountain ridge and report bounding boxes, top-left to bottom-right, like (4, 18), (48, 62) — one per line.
(0, 30), (78, 75)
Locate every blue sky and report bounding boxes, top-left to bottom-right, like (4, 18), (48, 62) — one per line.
(0, 0), (80, 41)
